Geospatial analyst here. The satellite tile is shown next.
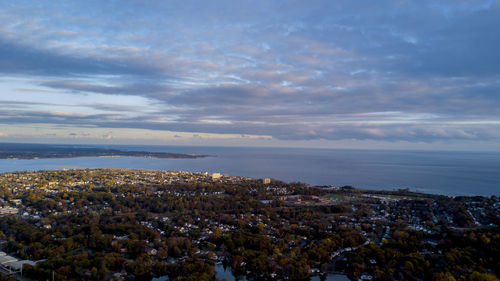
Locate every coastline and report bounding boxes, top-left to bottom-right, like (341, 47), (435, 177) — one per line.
(1, 144), (499, 197)
(0, 143), (208, 160)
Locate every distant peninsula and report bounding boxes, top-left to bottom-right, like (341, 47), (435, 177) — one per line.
(0, 143), (207, 160)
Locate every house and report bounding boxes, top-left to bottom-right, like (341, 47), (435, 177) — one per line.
(0, 208), (18, 215)
(360, 273), (373, 280)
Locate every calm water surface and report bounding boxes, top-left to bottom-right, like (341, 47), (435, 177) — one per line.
(0, 145), (499, 196)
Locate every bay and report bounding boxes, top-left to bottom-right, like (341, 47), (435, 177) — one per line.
(0, 145), (499, 196)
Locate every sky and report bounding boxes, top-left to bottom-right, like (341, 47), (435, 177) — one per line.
(1, 0), (500, 151)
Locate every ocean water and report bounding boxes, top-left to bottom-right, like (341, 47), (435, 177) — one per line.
(0, 145), (499, 196)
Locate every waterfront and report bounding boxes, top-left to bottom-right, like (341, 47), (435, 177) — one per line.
(0, 145), (499, 196)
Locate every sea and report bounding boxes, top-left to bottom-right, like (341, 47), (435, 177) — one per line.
(0, 145), (499, 196)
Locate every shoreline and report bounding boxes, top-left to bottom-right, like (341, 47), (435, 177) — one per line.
(0, 143), (209, 160)
(0, 167), (496, 199)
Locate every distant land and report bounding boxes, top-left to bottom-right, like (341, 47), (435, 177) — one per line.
(0, 143), (207, 159)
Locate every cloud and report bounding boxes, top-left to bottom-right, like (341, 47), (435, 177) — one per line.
(169, 85), (267, 106)
(1, 106), (499, 143)
(102, 133), (113, 140)
(40, 80), (171, 98)
(0, 0), (499, 145)
(0, 39), (163, 78)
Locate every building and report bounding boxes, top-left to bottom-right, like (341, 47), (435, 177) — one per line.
(211, 173), (222, 180)
(0, 251), (37, 276)
(263, 178), (271, 184)
(10, 199), (22, 205)
(0, 208), (18, 215)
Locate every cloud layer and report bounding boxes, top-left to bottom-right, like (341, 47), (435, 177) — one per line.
(1, 0), (500, 146)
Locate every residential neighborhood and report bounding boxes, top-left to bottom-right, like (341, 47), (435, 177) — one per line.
(0, 169), (498, 281)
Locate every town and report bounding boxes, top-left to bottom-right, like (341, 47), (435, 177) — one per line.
(0, 169), (498, 281)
